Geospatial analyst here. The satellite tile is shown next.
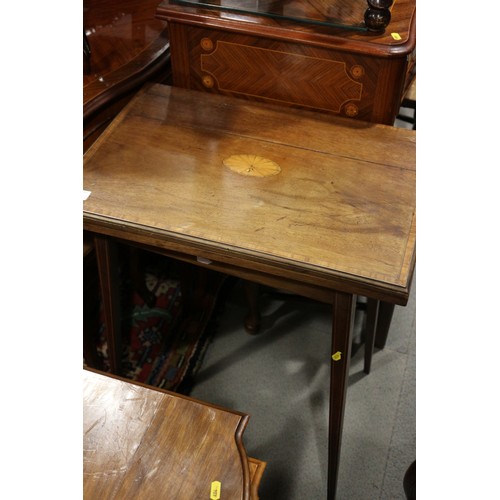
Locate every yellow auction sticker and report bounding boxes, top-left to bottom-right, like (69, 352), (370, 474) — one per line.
(332, 351), (342, 362)
(391, 32), (402, 40)
(210, 481), (221, 499)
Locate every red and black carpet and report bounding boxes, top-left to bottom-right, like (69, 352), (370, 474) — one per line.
(92, 250), (229, 395)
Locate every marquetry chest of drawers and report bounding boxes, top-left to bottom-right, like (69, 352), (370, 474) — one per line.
(156, 0), (416, 124)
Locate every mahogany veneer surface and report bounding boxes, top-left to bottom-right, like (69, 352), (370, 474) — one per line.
(84, 0), (170, 117)
(83, 0), (172, 151)
(83, 368), (263, 499)
(83, 84), (415, 305)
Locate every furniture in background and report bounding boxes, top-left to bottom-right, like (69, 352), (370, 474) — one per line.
(403, 460), (417, 499)
(156, 0), (416, 124)
(397, 76), (417, 130)
(83, 0), (174, 372)
(83, 84), (416, 499)
(83, 0), (172, 153)
(155, 0), (416, 372)
(244, 287), (380, 374)
(83, 233), (101, 369)
(84, 368), (266, 499)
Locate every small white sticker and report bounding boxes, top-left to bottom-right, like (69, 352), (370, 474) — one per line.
(197, 256), (212, 265)
(83, 190), (91, 200)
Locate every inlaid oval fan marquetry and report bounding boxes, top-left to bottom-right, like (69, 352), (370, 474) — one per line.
(223, 154), (281, 177)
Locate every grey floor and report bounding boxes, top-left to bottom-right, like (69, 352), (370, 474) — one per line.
(190, 274), (416, 500)
(190, 113), (416, 500)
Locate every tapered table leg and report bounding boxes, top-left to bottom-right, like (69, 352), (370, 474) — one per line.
(93, 235), (122, 375)
(364, 298), (380, 374)
(328, 291), (356, 499)
(374, 301), (395, 349)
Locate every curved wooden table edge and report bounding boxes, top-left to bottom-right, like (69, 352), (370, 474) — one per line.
(83, 31), (171, 120)
(83, 367), (255, 499)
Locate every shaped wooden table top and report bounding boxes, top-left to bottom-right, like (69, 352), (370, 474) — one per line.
(83, 369), (264, 499)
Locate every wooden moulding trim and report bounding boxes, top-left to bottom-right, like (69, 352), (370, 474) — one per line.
(156, 5), (416, 58)
(234, 417), (252, 500)
(82, 218), (413, 305)
(248, 457), (266, 499)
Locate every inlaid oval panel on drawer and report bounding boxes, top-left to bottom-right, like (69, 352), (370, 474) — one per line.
(186, 28), (377, 121)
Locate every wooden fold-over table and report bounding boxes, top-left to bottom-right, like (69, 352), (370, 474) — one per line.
(83, 83), (416, 499)
(83, 368), (266, 499)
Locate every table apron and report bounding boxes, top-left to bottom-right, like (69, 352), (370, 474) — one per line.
(84, 219), (412, 306)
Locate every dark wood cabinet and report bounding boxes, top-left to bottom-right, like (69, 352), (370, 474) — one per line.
(83, 0), (172, 153)
(156, 0), (415, 124)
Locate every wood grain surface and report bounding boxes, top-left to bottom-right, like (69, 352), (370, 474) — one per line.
(83, 368), (255, 499)
(84, 0), (170, 119)
(83, 84), (415, 304)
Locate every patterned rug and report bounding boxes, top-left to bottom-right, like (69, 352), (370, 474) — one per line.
(94, 249), (229, 394)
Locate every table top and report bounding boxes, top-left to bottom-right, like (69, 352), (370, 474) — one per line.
(156, 0), (416, 56)
(83, 368), (254, 499)
(83, 84), (415, 304)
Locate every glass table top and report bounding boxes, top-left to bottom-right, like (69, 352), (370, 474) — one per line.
(171, 0), (373, 32)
